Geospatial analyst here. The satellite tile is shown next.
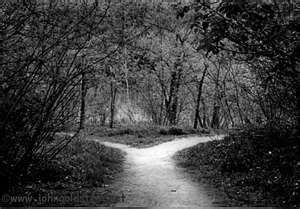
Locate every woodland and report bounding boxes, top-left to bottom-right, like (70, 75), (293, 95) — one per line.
(0, 0), (299, 206)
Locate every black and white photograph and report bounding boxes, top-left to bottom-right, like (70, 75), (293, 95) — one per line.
(0, 0), (299, 207)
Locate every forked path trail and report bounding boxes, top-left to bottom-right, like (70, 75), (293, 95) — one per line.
(94, 135), (226, 207)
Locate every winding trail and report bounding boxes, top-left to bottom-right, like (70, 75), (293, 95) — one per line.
(93, 135), (226, 207)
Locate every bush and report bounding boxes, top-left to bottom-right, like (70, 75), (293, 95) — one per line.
(159, 127), (186, 135)
(168, 127), (185, 135)
(159, 126), (210, 135)
(107, 128), (134, 136)
(0, 1), (100, 194)
(158, 127), (169, 135)
(10, 136), (125, 194)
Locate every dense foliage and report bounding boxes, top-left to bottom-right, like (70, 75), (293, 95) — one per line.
(0, 0), (107, 193)
(188, 0), (299, 127)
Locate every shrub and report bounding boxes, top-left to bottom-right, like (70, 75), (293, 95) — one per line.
(17, 136), (125, 192)
(54, 137), (125, 187)
(159, 127), (185, 135)
(169, 127), (186, 135)
(0, 1), (101, 194)
(159, 127), (169, 135)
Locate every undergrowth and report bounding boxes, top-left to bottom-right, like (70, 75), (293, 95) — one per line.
(174, 124), (299, 207)
(89, 125), (210, 147)
(1, 135), (125, 206)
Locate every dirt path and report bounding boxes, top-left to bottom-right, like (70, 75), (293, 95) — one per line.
(92, 135), (226, 207)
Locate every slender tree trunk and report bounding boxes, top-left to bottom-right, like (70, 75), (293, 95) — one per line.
(294, 61), (300, 134)
(79, 72), (86, 130)
(166, 71), (176, 125)
(230, 71), (247, 125)
(194, 65), (208, 129)
(225, 98), (234, 127)
(221, 77), (235, 127)
(296, 77), (300, 133)
(170, 78), (179, 125)
(101, 112), (106, 126)
(211, 67), (220, 129)
(110, 81), (117, 128)
(158, 96), (164, 125)
(202, 99), (207, 128)
(211, 104), (220, 129)
(234, 82), (245, 124)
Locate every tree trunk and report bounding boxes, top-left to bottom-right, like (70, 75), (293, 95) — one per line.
(193, 65), (208, 129)
(202, 99), (207, 128)
(211, 104), (220, 129)
(101, 112), (106, 126)
(294, 61), (300, 134)
(110, 81), (117, 128)
(211, 66), (220, 129)
(166, 60), (182, 126)
(79, 72), (86, 130)
(169, 80), (179, 125)
(158, 96), (164, 125)
(224, 98), (234, 127)
(166, 71), (176, 125)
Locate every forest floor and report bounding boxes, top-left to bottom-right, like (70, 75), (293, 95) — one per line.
(174, 126), (299, 207)
(2, 125), (211, 206)
(88, 125), (211, 148)
(5, 125), (296, 207)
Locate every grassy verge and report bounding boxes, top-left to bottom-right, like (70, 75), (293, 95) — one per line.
(89, 125), (210, 148)
(2, 134), (125, 206)
(174, 125), (299, 207)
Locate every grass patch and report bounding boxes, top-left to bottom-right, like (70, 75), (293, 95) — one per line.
(174, 125), (299, 207)
(2, 134), (125, 206)
(93, 134), (180, 148)
(89, 125), (210, 148)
